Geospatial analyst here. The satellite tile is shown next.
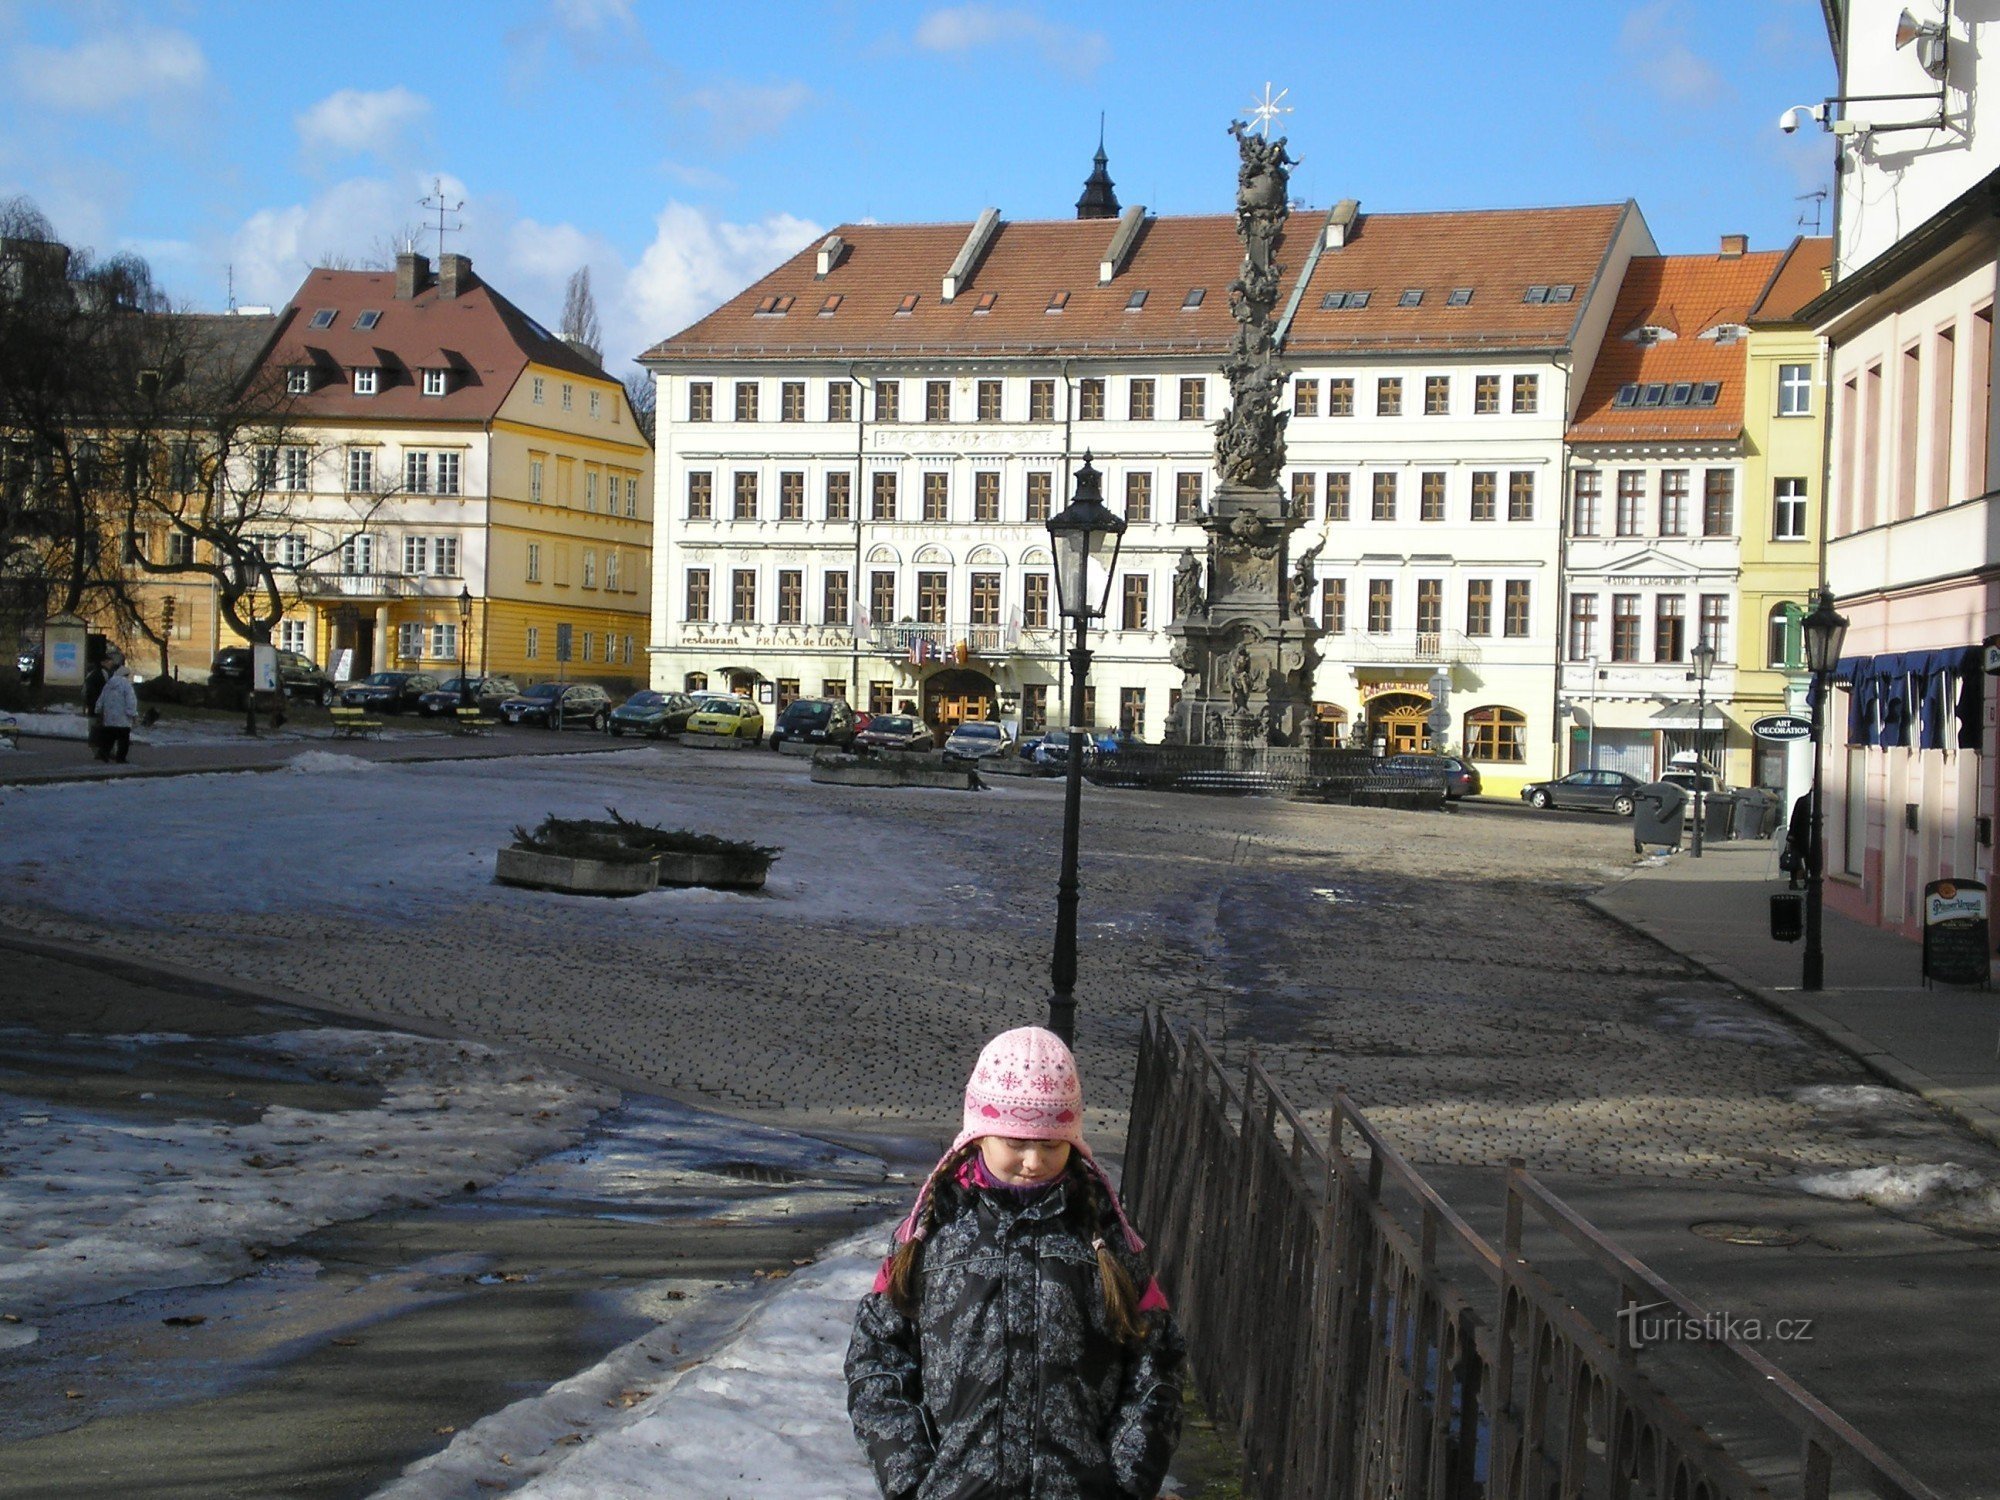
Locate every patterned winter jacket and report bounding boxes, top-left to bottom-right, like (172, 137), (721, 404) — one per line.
(845, 1164), (1185, 1500)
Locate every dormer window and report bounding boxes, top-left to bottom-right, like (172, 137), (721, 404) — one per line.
(353, 368), (378, 396)
(1625, 324), (1677, 345)
(1124, 288), (1149, 311)
(309, 308), (337, 329)
(1703, 323), (1748, 345)
(354, 310), (381, 331)
(422, 368), (448, 397)
(287, 367), (311, 396)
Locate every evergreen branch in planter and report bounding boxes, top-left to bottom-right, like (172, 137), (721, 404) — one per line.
(603, 807), (781, 864)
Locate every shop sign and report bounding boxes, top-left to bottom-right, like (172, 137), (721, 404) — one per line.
(1751, 714), (1812, 742)
(1358, 680), (1432, 703)
(1922, 879), (1990, 988)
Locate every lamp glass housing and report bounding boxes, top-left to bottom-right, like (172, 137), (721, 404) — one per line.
(458, 585), (473, 620)
(1690, 641), (1717, 682)
(1802, 595), (1850, 674)
(1045, 454), (1127, 621)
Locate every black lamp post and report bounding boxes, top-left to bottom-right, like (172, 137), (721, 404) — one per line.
(457, 586), (473, 710)
(1690, 639), (1716, 858)
(1802, 589), (1849, 992)
(1045, 454), (1126, 1047)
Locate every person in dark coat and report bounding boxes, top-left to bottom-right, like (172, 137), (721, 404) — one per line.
(846, 1026), (1185, 1500)
(1783, 791), (1814, 888)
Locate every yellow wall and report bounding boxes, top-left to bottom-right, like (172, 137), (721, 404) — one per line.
(1736, 323), (1825, 782)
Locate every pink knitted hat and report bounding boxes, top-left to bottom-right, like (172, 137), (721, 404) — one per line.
(893, 1026), (1144, 1251)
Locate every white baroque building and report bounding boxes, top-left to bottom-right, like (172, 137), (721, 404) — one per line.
(640, 169), (1654, 794)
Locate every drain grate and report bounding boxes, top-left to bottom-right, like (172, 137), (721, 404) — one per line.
(1689, 1220), (1801, 1247)
(715, 1160), (807, 1185)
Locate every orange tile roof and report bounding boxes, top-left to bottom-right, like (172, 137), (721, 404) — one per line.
(1748, 236), (1833, 324)
(262, 267), (606, 423)
(641, 202), (1634, 363)
(1566, 249), (1786, 443)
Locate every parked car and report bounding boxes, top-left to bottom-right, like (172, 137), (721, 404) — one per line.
(496, 681), (611, 730)
(685, 695), (765, 740)
(1375, 752), (1482, 800)
(415, 675), (520, 716)
(212, 647), (339, 706)
(609, 689), (701, 737)
(1030, 732), (1101, 770)
(942, 719), (1015, 765)
(854, 713), (935, 752)
(1519, 769), (1644, 815)
(770, 696), (859, 750)
(340, 670), (439, 713)
(1661, 754), (1725, 795)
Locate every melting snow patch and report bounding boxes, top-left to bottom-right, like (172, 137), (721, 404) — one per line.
(286, 750), (377, 775)
(1796, 1162), (1985, 1211)
(1793, 1083), (1928, 1118)
(1653, 996), (1804, 1048)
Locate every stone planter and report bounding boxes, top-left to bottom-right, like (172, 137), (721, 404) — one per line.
(811, 752), (981, 791)
(495, 845), (658, 896)
(680, 731), (757, 751)
(655, 850), (771, 891)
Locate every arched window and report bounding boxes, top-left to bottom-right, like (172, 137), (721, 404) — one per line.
(684, 671), (708, 692)
(1464, 705), (1527, 763)
(1767, 602), (1803, 669)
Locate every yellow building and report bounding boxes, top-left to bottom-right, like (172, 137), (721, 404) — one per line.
(213, 252), (652, 689)
(1735, 236), (1830, 794)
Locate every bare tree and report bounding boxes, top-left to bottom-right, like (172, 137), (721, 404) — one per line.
(560, 266), (602, 353)
(622, 369), (656, 444)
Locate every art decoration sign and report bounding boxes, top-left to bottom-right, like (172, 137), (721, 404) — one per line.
(1921, 879), (1990, 989)
(1751, 714), (1813, 743)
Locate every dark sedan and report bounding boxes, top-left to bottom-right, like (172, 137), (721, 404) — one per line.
(1519, 769), (1643, 815)
(609, 690), (700, 737)
(340, 671), (439, 713)
(853, 713), (934, 752)
(497, 681), (611, 731)
(416, 675), (520, 716)
(212, 647), (338, 706)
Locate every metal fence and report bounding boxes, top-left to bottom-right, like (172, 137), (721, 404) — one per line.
(1090, 742), (1442, 805)
(1120, 1010), (1941, 1500)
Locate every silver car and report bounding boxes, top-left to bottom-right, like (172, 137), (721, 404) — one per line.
(942, 720), (1014, 764)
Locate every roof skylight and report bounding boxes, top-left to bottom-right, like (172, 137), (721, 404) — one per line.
(819, 294), (843, 316)
(1320, 290), (1371, 310)
(1125, 288), (1149, 311)
(974, 291), (998, 314)
(1398, 289), (1423, 308)
(1447, 287), (1473, 306)
(1046, 291), (1070, 313)
(1182, 287), (1206, 309)
(309, 309), (336, 329)
(354, 310), (381, 330)
(895, 293), (919, 315)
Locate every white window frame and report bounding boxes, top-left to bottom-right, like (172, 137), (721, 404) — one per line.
(437, 451), (461, 496)
(287, 367), (310, 395)
(561, 382), (574, 411)
(1773, 478), (1809, 540)
(582, 550), (597, 589)
(397, 621), (423, 659)
(1777, 363), (1813, 416)
(589, 390), (602, 418)
(281, 446), (310, 492)
(422, 368), (448, 397)
(429, 622), (458, 660)
(532, 376), (546, 404)
(347, 447), (374, 493)
(525, 625), (540, 659)
(278, 619), (307, 653)
(404, 450), (431, 494)
(605, 551), (620, 591)
(403, 535), (429, 576)
(353, 368), (378, 396)
(527, 542), (542, 582)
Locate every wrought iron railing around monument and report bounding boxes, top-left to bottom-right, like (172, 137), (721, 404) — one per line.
(1089, 742), (1441, 804)
(1120, 1010), (1941, 1500)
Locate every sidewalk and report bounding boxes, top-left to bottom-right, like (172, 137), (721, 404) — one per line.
(1591, 836), (2000, 1151)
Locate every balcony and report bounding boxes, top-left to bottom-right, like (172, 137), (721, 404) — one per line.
(296, 570), (427, 601)
(1339, 631), (1483, 666)
(867, 622), (1026, 660)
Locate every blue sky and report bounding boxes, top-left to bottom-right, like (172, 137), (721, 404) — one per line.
(0, 1), (1837, 369)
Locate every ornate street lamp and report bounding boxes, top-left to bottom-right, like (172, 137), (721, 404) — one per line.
(1689, 639), (1717, 858)
(1045, 454), (1126, 1047)
(457, 586), (473, 711)
(1801, 589), (1849, 992)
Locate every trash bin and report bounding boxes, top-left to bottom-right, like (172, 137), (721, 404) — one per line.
(1734, 787), (1778, 842)
(1769, 891), (1804, 941)
(1702, 792), (1737, 843)
(1633, 781), (1688, 851)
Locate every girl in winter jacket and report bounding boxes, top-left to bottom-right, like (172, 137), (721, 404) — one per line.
(845, 1026), (1185, 1500)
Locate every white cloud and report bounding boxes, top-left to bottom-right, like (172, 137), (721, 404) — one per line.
(661, 160), (734, 193)
(296, 86), (431, 160)
(227, 178), (407, 308)
(625, 202), (822, 356)
(9, 26), (207, 112)
(550, 0), (640, 38)
(1618, 1), (1729, 106)
(680, 80), (814, 142)
(912, 5), (1107, 77)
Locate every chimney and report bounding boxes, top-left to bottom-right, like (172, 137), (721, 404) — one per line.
(396, 250), (432, 299)
(815, 234), (847, 279)
(1324, 199), (1360, 250)
(438, 253), (476, 300)
(1719, 234), (1748, 259)
(943, 209), (1002, 302)
(1097, 205), (1148, 285)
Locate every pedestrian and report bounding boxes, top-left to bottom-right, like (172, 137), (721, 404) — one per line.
(1782, 791), (1814, 888)
(94, 649), (138, 764)
(83, 651), (108, 759)
(846, 1026), (1185, 1500)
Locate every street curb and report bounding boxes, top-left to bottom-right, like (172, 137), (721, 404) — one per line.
(0, 740), (631, 788)
(1584, 891), (2000, 1154)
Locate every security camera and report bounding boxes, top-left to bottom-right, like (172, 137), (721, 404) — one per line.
(1779, 103), (1827, 134)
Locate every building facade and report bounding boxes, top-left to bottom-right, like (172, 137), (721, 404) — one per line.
(641, 180), (1653, 796)
(1807, 1), (1998, 939)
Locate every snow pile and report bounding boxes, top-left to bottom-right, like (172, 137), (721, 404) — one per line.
(1652, 995), (1805, 1048)
(8, 709), (90, 741)
(375, 1227), (888, 1500)
(286, 749), (378, 775)
(1796, 1161), (1990, 1211)
(0, 1029), (614, 1320)
(1792, 1083), (1929, 1118)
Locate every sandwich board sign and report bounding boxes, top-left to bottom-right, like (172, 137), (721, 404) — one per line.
(1922, 879), (1990, 988)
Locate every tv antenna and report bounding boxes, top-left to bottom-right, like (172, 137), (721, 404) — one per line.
(419, 177), (465, 260)
(1796, 189), (1827, 235)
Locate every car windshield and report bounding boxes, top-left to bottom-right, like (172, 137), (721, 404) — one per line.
(434, 678), (469, 693)
(523, 684), (562, 699)
(870, 717), (915, 734)
(363, 673), (402, 686)
(624, 692), (666, 709)
(954, 723), (1000, 738)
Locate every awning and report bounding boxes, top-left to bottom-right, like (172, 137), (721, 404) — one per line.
(1647, 700), (1731, 732)
(711, 663), (766, 682)
(1833, 647), (1982, 750)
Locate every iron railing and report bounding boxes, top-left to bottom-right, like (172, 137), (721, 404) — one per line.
(1121, 1011), (1942, 1500)
(1089, 742), (1441, 804)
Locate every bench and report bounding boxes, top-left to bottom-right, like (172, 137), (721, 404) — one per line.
(328, 706), (382, 739)
(452, 706), (499, 736)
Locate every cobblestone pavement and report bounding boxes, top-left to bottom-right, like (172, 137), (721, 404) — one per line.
(3, 745), (1994, 1196)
